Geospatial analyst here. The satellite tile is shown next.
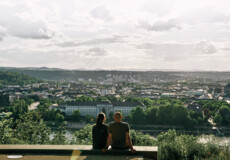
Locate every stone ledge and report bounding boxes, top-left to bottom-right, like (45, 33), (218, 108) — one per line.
(0, 145), (158, 159)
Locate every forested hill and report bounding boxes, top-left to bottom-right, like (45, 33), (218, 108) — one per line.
(0, 71), (43, 86)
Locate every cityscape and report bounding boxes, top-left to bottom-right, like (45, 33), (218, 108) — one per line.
(1, 68), (230, 159)
(1, 0), (230, 159)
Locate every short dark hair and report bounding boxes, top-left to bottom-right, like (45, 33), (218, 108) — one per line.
(114, 112), (122, 119)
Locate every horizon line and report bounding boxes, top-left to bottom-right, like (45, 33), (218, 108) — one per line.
(1, 66), (230, 72)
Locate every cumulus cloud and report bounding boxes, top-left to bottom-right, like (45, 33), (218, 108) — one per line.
(0, 2), (53, 40)
(78, 47), (108, 57)
(3, 19), (52, 39)
(90, 6), (113, 21)
(58, 35), (124, 47)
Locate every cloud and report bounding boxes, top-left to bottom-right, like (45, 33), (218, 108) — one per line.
(140, 0), (173, 17)
(222, 47), (230, 51)
(0, 2), (53, 40)
(221, 44), (230, 51)
(58, 35), (124, 47)
(137, 19), (181, 31)
(137, 3), (230, 32)
(78, 47), (108, 57)
(0, 33), (3, 41)
(136, 41), (217, 61)
(4, 19), (52, 39)
(180, 6), (230, 25)
(193, 41), (217, 54)
(90, 6), (113, 22)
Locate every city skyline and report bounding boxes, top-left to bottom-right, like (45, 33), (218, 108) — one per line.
(1, 0), (230, 71)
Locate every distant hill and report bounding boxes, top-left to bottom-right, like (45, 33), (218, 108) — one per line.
(0, 71), (43, 86)
(0, 67), (230, 82)
(0, 67), (182, 82)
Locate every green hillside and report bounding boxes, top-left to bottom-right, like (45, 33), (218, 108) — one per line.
(0, 71), (43, 86)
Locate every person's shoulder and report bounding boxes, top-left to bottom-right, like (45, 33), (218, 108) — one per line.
(102, 123), (108, 128)
(121, 122), (129, 126)
(103, 123), (108, 126)
(109, 122), (116, 126)
(110, 121), (116, 125)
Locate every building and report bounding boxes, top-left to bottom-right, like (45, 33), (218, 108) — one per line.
(187, 101), (202, 113)
(50, 100), (146, 117)
(224, 83), (230, 96)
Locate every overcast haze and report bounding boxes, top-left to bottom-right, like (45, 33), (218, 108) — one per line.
(0, 0), (230, 71)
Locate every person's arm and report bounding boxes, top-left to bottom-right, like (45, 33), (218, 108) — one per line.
(102, 133), (112, 153)
(92, 126), (95, 147)
(126, 132), (135, 153)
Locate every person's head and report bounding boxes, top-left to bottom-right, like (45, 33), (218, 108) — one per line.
(96, 112), (106, 126)
(114, 112), (122, 122)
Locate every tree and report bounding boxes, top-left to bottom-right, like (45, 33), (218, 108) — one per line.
(172, 105), (188, 126)
(74, 125), (93, 145)
(55, 113), (65, 123)
(157, 105), (173, 125)
(14, 111), (51, 144)
(213, 114), (223, 126)
(0, 118), (15, 144)
(145, 106), (158, 124)
(0, 95), (10, 107)
(51, 121), (68, 144)
(130, 106), (146, 125)
(75, 95), (93, 102)
(71, 110), (81, 121)
(218, 105), (230, 125)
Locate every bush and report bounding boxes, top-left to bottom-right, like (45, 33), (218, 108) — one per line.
(130, 130), (157, 146)
(157, 130), (206, 160)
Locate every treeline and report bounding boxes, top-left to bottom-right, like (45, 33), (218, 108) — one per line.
(2, 95), (229, 128)
(66, 96), (230, 127)
(40, 95), (230, 128)
(126, 106), (206, 129)
(0, 71), (43, 86)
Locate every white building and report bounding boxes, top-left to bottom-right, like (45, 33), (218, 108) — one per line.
(51, 100), (146, 117)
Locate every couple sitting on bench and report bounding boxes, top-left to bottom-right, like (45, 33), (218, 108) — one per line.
(92, 112), (136, 153)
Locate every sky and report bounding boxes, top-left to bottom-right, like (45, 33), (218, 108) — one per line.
(0, 0), (230, 71)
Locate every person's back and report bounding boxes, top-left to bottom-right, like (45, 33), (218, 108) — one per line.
(92, 113), (108, 149)
(92, 123), (108, 149)
(103, 112), (136, 153)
